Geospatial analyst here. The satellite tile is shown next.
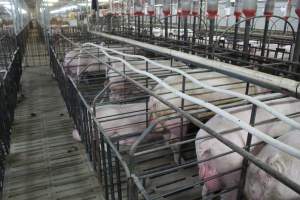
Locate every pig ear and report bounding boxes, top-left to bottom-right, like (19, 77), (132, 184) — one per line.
(201, 149), (212, 157)
(266, 154), (286, 174)
(255, 154), (285, 186)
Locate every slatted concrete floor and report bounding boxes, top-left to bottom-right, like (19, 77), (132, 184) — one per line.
(3, 31), (104, 200)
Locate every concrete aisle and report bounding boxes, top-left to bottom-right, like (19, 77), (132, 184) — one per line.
(3, 30), (104, 200)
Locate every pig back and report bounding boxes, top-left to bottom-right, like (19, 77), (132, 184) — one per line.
(150, 70), (265, 120)
(245, 130), (300, 200)
(195, 97), (300, 198)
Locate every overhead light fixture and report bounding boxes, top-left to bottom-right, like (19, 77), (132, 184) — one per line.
(0, 1), (11, 5)
(45, 0), (59, 3)
(3, 4), (13, 10)
(21, 8), (27, 14)
(50, 5), (78, 14)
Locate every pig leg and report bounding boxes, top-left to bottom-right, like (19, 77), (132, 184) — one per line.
(72, 128), (81, 142)
(220, 190), (237, 200)
(163, 118), (188, 165)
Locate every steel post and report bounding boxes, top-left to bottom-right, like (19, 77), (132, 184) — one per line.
(243, 19), (251, 59)
(199, 0), (203, 33)
(261, 17), (270, 57)
(165, 17), (168, 40)
(150, 16), (153, 38)
(233, 18), (239, 50)
(293, 21), (300, 65)
(184, 16), (188, 43)
(237, 104), (257, 199)
(192, 16), (196, 44)
(178, 15), (181, 40)
(283, 20), (288, 34)
(209, 18), (215, 57)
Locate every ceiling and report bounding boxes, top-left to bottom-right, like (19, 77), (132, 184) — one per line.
(24, 0), (108, 10)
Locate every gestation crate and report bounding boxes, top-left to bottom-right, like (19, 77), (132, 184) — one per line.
(50, 31), (300, 200)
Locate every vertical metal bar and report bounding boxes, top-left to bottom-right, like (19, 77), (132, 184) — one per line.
(243, 19), (251, 59)
(177, 15), (181, 41)
(209, 18), (215, 58)
(128, 178), (138, 200)
(293, 21), (300, 67)
(192, 16), (196, 44)
(283, 21), (288, 34)
(107, 147), (116, 200)
(245, 82), (250, 95)
(237, 104), (257, 199)
(165, 16), (168, 40)
(100, 133), (109, 200)
(179, 76), (186, 164)
(90, 114), (97, 169)
(138, 16), (141, 37)
(233, 18), (239, 50)
(85, 108), (92, 161)
(115, 142), (122, 200)
(146, 61), (149, 127)
(199, 0), (203, 33)
(261, 17), (270, 57)
(142, 15), (144, 38)
(170, 0), (173, 30)
(150, 16), (153, 38)
(183, 16), (188, 43)
(94, 122), (102, 183)
(134, 16), (137, 36)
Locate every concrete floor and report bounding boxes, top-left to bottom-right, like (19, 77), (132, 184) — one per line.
(2, 30), (104, 200)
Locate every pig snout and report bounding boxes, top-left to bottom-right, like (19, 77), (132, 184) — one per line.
(199, 163), (222, 194)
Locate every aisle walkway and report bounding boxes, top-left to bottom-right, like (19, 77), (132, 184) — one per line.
(2, 30), (103, 200)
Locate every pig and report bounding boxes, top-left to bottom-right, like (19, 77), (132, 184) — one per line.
(244, 130), (300, 200)
(149, 70), (268, 164)
(63, 47), (105, 79)
(96, 103), (147, 146)
(63, 45), (137, 80)
(195, 97), (300, 199)
(0, 69), (6, 79)
(107, 59), (188, 101)
(72, 103), (162, 148)
(72, 129), (81, 142)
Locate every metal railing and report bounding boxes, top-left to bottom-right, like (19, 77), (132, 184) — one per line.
(49, 30), (300, 200)
(0, 24), (28, 195)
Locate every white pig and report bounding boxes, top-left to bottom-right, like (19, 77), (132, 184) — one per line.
(96, 103), (147, 145)
(195, 97), (300, 199)
(245, 130), (300, 200)
(107, 59), (188, 101)
(149, 70), (267, 164)
(72, 103), (162, 147)
(63, 48), (105, 79)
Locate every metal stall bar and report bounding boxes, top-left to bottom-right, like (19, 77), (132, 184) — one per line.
(89, 31), (300, 98)
(50, 31), (300, 200)
(75, 42), (297, 194)
(65, 36), (300, 162)
(83, 42), (300, 130)
(0, 27), (27, 194)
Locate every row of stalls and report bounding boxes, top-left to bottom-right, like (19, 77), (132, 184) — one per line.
(92, 0), (300, 74)
(48, 28), (300, 200)
(0, 0), (30, 195)
(38, 0), (300, 199)
(40, 0), (300, 76)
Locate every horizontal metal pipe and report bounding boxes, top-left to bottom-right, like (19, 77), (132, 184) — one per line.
(84, 42), (300, 159)
(90, 31), (300, 98)
(54, 33), (300, 195)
